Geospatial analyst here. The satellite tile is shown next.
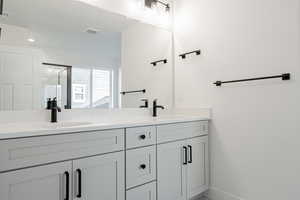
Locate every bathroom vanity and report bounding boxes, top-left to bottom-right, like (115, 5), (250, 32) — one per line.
(0, 118), (209, 200)
(0, 1), (209, 199)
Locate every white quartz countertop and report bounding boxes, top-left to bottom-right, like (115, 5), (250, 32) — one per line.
(0, 115), (209, 140)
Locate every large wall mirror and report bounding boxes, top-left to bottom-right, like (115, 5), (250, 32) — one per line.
(0, 0), (173, 111)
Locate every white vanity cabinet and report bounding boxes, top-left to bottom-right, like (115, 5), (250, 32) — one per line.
(0, 120), (209, 200)
(157, 137), (209, 200)
(0, 129), (125, 200)
(0, 152), (125, 200)
(157, 122), (209, 200)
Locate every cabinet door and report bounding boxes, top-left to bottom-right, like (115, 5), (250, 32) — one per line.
(0, 161), (72, 200)
(157, 140), (187, 200)
(187, 136), (209, 198)
(73, 151), (125, 200)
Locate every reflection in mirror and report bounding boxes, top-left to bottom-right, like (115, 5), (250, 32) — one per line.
(72, 68), (113, 109)
(42, 63), (71, 109)
(0, 23), (121, 110)
(0, 0), (173, 111)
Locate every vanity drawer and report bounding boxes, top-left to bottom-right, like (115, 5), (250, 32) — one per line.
(126, 146), (156, 188)
(157, 121), (208, 144)
(127, 182), (156, 200)
(0, 129), (124, 172)
(126, 126), (156, 149)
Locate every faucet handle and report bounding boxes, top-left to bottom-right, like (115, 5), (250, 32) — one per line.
(46, 98), (52, 110)
(140, 99), (149, 108)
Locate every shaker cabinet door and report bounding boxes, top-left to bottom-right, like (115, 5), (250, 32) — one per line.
(72, 151), (125, 200)
(0, 161), (72, 200)
(157, 140), (187, 200)
(187, 136), (209, 199)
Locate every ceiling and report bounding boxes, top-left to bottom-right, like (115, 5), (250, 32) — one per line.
(0, 0), (138, 33)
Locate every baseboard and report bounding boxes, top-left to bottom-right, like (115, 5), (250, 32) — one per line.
(206, 187), (245, 200)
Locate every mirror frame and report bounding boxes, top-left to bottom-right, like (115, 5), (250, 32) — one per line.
(42, 63), (72, 109)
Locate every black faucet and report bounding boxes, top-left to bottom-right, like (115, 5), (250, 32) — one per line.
(152, 99), (165, 117)
(140, 99), (149, 108)
(48, 98), (61, 123)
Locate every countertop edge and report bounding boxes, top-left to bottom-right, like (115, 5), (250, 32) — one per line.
(0, 117), (210, 140)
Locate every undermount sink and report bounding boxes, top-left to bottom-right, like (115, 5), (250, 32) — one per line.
(43, 121), (93, 129)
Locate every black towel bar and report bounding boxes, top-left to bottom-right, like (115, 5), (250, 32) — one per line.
(214, 73), (291, 86)
(179, 50), (201, 59)
(121, 89), (146, 95)
(151, 59), (167, 66)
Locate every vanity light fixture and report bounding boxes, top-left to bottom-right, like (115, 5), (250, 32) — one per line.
(27, 38), (35, 43)
(145, 0), (170, 12)
(27, 31), (36, 43)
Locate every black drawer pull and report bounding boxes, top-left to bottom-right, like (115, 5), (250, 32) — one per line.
(140, 164), (147, 169)
(76, 169), (82, 198)
(139, 134), (146, 140)
(188, 145), (192, 164)
(183, 146), (188, 165)
(64, 171), (69, 200)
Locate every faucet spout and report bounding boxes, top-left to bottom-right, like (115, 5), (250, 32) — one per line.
(57, 107), (62, 113)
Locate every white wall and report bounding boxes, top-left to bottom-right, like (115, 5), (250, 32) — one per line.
(121, 22), (173, 108)
(174, 0), (300, 200)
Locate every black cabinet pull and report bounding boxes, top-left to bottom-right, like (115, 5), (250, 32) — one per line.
(139, 134), (146, 140)
(188, 145), (192, 163)
(64, 171), (70, 200)
(140, 164), (146, 169)
(76, 169), (82, 198)
(183, 146), (188, 165)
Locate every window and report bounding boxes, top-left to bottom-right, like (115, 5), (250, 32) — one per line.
(72, 68), (91, 108)
(72, 68), (115, 108)
(92, 69), (111, 108)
